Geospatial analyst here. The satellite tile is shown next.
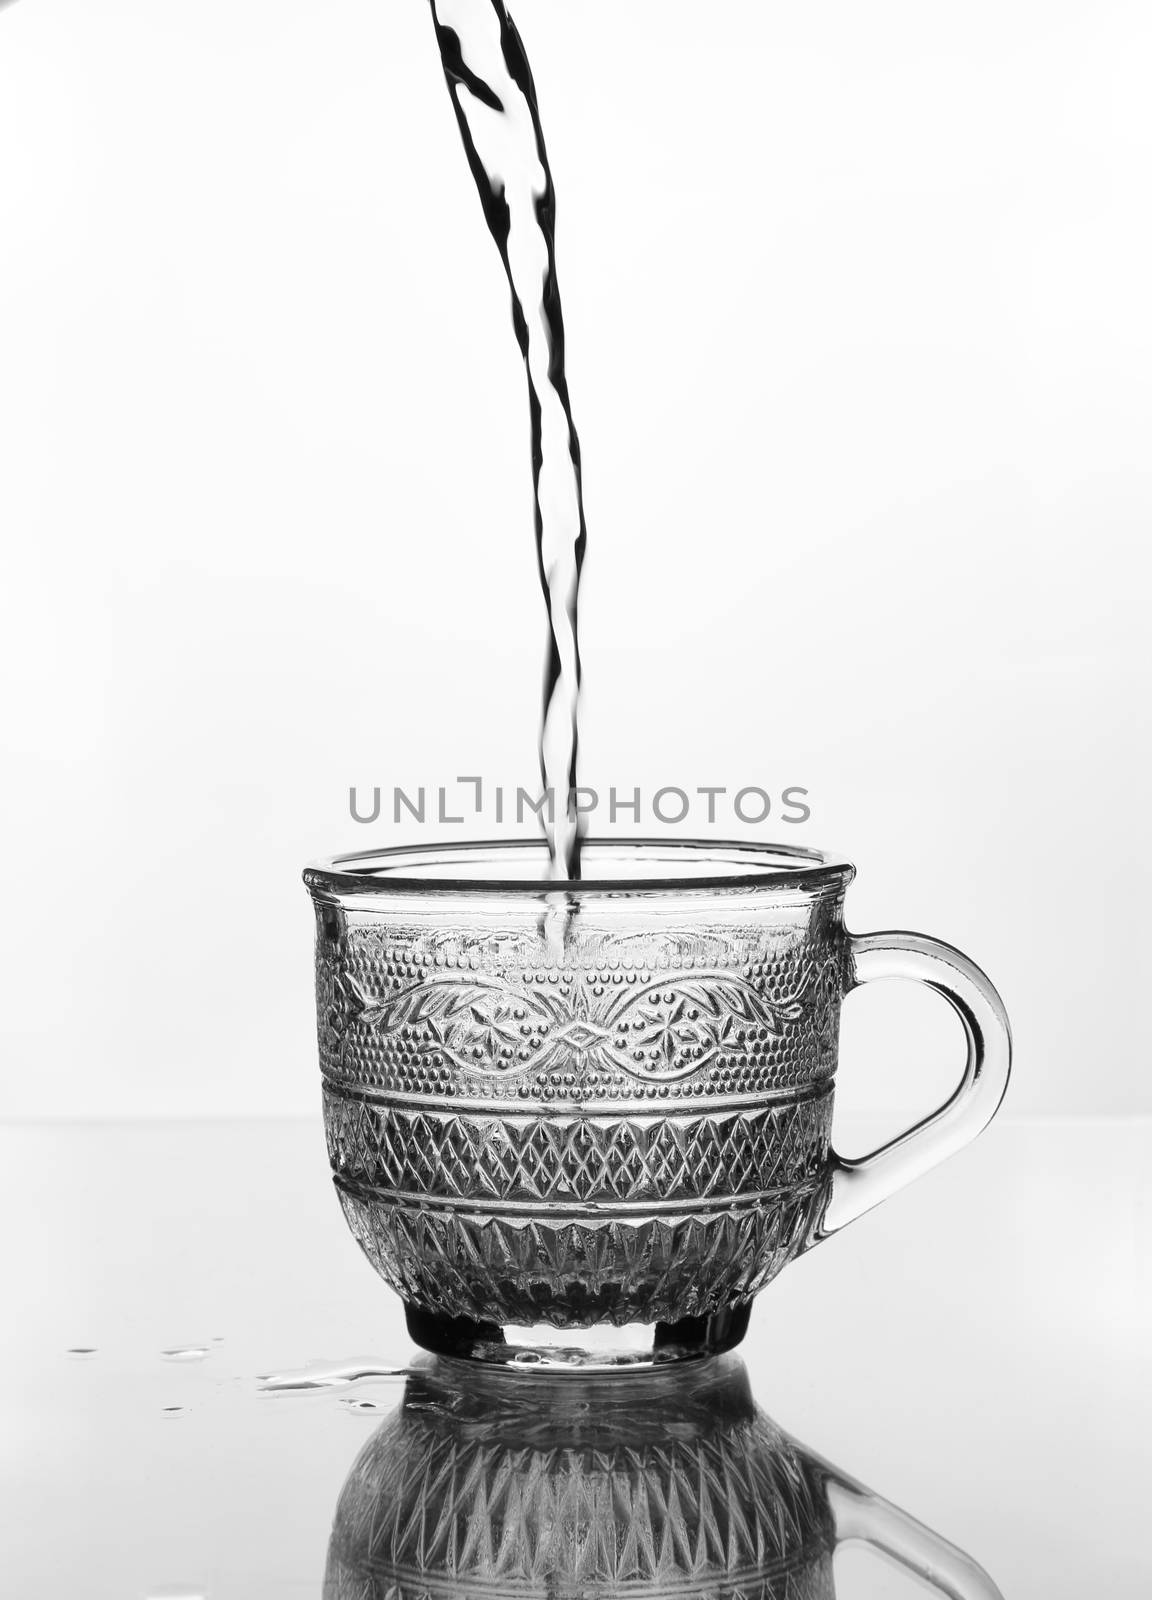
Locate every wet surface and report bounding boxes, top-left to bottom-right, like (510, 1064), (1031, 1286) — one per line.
(2, 1117), (1149, 1596)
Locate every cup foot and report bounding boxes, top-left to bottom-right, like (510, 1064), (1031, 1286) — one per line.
(403, 1301), (752, 1371)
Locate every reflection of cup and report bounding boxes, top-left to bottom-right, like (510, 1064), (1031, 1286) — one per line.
(324, 1357), (1004, 1600)
(305, 840), (1011, 1366)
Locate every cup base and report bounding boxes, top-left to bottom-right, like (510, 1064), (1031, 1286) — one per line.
(403, 1300), (752, 1371)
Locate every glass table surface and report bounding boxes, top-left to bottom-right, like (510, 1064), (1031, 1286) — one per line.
(2, 1116), (1148, 1598)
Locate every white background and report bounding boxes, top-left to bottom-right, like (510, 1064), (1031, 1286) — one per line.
(1, 0), (1149, 1121)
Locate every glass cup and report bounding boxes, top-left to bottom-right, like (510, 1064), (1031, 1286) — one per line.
(304, 840), (1011, 1366)
(324, 1356), (1004, 1599)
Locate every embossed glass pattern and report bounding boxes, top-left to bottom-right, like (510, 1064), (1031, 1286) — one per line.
(304, 841), (1011, 1364)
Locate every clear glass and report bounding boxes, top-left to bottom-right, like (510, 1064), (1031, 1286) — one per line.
(304, 840), (1011, 1366)
(325, 1355), (1004, 1598)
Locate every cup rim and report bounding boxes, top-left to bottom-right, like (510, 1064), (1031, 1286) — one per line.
(303, 837), (855, 899)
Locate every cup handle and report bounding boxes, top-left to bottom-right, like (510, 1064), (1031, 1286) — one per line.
(815, 931), (1012, 1240)
(825, 1470), (1005, 1599)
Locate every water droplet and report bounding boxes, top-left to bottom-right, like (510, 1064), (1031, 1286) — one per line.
(161, 1346), (209, 1362)
(66, 1347), (97, 1358)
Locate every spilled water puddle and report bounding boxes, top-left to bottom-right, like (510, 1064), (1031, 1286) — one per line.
(256, 1357), (412, 1404)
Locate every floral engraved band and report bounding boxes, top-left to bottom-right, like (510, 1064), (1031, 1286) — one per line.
(304, 841), (1011, 1365)
(318, 927), (844, 1099)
